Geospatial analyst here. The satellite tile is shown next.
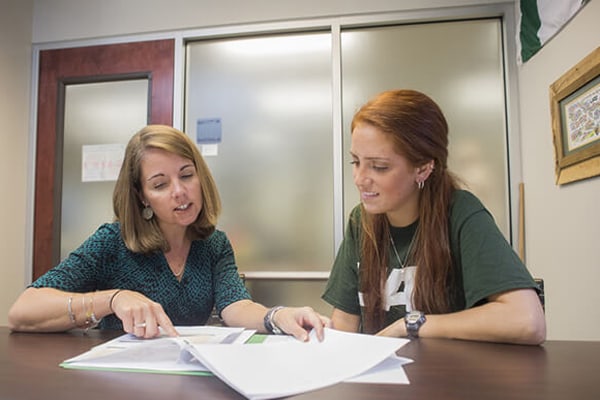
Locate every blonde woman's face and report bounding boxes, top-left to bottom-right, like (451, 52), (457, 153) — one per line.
(139, 148), (203, 231)
(350, 123), (420, 227)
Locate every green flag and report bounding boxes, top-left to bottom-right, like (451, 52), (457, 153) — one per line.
(518, 0), (589, 63)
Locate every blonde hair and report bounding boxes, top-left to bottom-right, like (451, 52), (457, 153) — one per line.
(113, 124), (221, 253)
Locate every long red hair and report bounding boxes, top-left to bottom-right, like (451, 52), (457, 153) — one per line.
(352, 90), (460, 333)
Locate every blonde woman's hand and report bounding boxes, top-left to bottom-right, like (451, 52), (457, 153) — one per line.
(110, 290), (179, 338)
(273, 306), (332, 342)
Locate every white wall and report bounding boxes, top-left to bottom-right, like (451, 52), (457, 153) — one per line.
(2, 0), (598, 340)
(518, 0), (600, 340)
(0, 0), (33, 326)
(31, 0), (505, 43)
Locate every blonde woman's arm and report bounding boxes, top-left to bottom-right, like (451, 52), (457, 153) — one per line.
(8, 287), (178, 338)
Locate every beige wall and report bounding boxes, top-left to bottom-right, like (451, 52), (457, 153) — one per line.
(2, 0), (598, 340)
(31, 0), (504, 43)
(0, 0), (33, 326)
(518, 1), (600, 340)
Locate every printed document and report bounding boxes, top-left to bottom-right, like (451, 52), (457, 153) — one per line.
(62, 326), (411, 399)
(62, 326), (251, 374)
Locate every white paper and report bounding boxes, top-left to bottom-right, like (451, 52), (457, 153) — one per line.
(258, 333), (412, 384)
(182, 328), (409, 400)
(62, 326), (250, 373)
(81, 144), (126, 182)
(201, 143), (219, 156)
(62, 326), (411, 399)
(345, 354), (412, 384)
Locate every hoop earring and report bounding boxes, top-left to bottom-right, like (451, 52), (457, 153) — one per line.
(142, 205), (154, 220)
(417, 180), (424, 190)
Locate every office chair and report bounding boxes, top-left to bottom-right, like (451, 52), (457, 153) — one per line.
(534, 278), (545, 312)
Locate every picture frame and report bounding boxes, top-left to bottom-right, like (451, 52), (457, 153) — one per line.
(549, 46), (600, 185)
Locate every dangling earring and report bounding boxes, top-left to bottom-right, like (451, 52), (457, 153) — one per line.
(142, 205), (154, 220)
(417, 180), (424, 190)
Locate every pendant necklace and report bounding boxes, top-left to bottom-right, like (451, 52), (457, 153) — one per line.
(173, 261), (185, 277)
(389, 231), (416, 269)
(167, 256), (186, 277)
(167, 240), (190, 278)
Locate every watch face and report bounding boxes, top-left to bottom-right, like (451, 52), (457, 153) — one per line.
(406, 312), (422, 323)
(406, 314), (420, 324)
(405, 311), (425, 339)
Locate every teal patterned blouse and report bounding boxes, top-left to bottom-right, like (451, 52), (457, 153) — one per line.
(31, 222), (251, 329)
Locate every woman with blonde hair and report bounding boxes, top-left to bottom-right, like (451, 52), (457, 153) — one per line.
(10, 125), (329, 341)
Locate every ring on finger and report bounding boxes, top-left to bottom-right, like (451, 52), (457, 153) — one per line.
(135, 322), (147, 328)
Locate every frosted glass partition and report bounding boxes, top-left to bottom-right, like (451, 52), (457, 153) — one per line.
(341, 19), (510, 237)
(246, 280), (331, 316)
(61, 80), (148, 259)
(185, 32), (334, 272)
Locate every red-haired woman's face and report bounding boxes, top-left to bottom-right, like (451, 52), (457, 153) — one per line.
(350, 123), (421, 227)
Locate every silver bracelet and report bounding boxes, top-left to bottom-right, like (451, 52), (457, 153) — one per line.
(109, 289), (123, 313)
(67, 296), (76, 325)
(89, 295), (101, 325)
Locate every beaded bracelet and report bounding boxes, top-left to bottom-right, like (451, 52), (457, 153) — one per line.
(79, 294), (100, 333)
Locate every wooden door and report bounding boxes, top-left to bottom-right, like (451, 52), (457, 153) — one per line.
(33, 39), (174, 279)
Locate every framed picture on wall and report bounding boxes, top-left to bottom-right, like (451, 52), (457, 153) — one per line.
(550, 46), (600, 185)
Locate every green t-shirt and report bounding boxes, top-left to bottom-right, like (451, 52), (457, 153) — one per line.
(322, 190), (536, 331)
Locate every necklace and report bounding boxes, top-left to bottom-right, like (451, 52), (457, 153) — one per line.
(166, 240), (190, 278)
(172, 261), (185, 277)
(167, 256), (186, 277)
(389, 231), (416, 269)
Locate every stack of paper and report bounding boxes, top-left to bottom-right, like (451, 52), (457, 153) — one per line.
(62, 326), (412, 399)
(62, 326), (251, 375)
(180, 328), (410, 399)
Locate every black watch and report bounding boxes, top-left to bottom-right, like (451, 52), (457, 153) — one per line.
(405, 311), (426, 339)
(264, 306), (285, 335)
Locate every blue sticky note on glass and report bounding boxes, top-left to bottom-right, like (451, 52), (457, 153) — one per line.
(196, 118), (222, 144)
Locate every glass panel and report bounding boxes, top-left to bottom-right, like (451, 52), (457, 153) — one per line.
(61, 80), (148, 259)
(341, 19), (510, 237)
(246, 280), (331, 315)
(185, 32), (334, 272)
